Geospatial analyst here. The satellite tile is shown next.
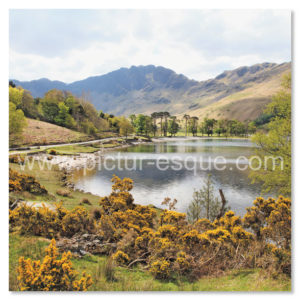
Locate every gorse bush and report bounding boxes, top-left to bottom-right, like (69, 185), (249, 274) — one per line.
(10, 203), (94, 238)
(9, 168), (47, 195)
(10, 174), (291, 284)
(243, 196), (291, 275)
(9, 155), (25, 165)
(112, 250), (130, 266)
(17, 239), (92, 291)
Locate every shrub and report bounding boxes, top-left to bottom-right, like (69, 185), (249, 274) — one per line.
(160, 210), (186, 226)
(48, 149), (57, 155)
(80, 198), (92, 205)
(9, 203), (92, 239)
(112, 250), (129, 266)
(174, 251), (192, 276)
(243, 196), (291, 247)
(9, 155), (25, 165)
(10, 203), (60, 238)
(150, 258), (170, 280)
(17, 239), (92, 291)
(56, 188), (72, 197)
(91, 208), (102, 220)
(271, 246), (291, 276)
(61, 206), (93, 237)
(9, 169), (47, 195)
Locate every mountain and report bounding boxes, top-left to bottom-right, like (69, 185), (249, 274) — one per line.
(12, 62), (291, 121)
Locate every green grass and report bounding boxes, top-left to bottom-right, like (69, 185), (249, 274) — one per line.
(47, 145), (101, 155)
(9, 161), (100, 210)
(47, 140), (125, 154)
(9, 233), (50, 291)
(9, 234), (291, 291)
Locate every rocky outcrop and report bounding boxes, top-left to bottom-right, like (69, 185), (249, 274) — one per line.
(56, 233), (117, 257)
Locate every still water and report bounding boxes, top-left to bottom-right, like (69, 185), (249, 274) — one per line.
(73, 138), (266, 216)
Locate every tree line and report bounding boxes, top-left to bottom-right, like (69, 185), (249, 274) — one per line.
(129, 111), (257, 137)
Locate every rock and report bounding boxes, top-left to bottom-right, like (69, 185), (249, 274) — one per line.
(81, 233), (90, 240)
(56, 233), (114, 257)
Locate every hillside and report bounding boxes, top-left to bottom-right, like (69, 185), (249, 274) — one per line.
(13, 62), (291, 121)
(20, 119), (92, 146)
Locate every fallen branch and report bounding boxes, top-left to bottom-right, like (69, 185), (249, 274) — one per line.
(127, 258), (147, 268)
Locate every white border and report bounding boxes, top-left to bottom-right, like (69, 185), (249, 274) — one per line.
(1, 1), (299, 299)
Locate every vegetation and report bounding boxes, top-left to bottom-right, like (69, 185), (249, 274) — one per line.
(9, 160), (100, 210)
(16, 118), (93, 147)
(9, 168), (48, 195)
(187, 175), (229, 223)
(17, 239), (92, 291)
(9, 86), (27, 146)
(250, 73), (291, 196)
(9, 82), (138, 147)
(8, 73), (292, 291)
(129, 111), (255, 138)
(9, 234), (290, 291)
(9, 173), (291, 290)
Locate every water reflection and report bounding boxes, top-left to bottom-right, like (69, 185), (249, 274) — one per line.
(73, 138), (268, 216)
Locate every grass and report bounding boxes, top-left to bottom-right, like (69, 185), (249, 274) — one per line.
(9, 160), (100, 210)
(46, 140), (125, 155)
(9, 234), (291, 291)
(21, 118), (93, 147)
(47, 145), (101, 155)
(9, 233), (50, 291)
(8, 135), (291, 291)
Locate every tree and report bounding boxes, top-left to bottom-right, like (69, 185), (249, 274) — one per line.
(9, 102), (27, 146)
(168, 116), (179, 137)
(144, 115), (153, 136)
(158, 112), (164, 136)
(129, 114), (137, 127)
(163, 112), (170, 136)
(247, 121), (257, 136)
(183, 114), (190, 136)
(9, 80), (16, 88)
(9, 86), (24, 108)
(214, 119), (226, 136)
(189, 116), (199, 136)
(151, 112), (158, 136)
(20, 90), (39, 119)
(134, 114), (147, 134)
(119, 117), (135, 137)
(187, 174), (222, 222)
(41, 99), (59, 123)
(203, 118), (216, 136)
(44, 89), (65, 103)
(54, 102), (69, 126)
(250, 73), (291, 196)
(199, 121), (205, 137)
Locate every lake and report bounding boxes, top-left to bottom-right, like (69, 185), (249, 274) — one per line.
(73, 138), (267, 216)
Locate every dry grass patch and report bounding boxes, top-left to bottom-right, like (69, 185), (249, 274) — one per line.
(22, 119), (92, 146)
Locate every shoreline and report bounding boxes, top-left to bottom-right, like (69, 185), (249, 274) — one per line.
(21, 135), (252, 173)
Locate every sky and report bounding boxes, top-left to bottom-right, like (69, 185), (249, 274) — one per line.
(9, 9), (291, 83)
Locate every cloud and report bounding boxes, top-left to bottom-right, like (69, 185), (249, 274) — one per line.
(9, 9), (291, 82)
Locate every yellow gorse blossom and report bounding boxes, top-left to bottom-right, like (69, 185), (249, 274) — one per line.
(17, 239), (92, 291)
